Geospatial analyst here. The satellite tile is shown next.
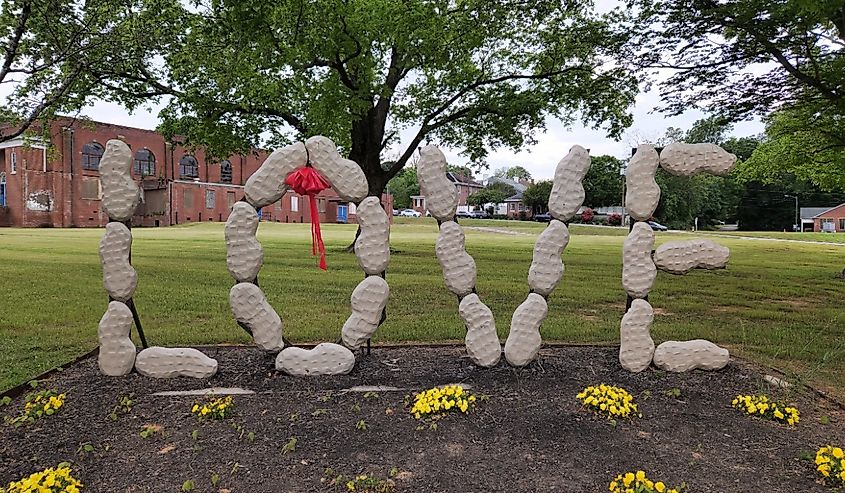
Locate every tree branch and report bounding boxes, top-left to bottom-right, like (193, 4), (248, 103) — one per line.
(0, 0), (32, 83)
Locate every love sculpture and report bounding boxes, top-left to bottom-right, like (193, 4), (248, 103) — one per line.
(95, 137), (737, 379)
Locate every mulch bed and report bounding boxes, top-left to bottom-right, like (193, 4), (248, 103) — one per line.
(1, 345), (843, 492)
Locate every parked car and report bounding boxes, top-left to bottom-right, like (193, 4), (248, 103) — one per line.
(456, 211), (472, 219)
(647, 220), (668, 231)
(400, 209), (421, 217)
(392, 209), (399, 216)
(533, 212), (552, 222)
(469, 210), (489, 219)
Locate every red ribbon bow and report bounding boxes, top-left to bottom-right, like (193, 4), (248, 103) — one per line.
(285, 167), (331, 270)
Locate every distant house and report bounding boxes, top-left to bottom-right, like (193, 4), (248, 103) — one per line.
(504, 191), (528, 218)
(806, 204), (845, 232)
(478, 176), (528, 215)
(411, 171), (484, 215)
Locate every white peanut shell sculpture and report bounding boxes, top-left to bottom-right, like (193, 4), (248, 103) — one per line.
(421, 144), (589, 368)
(619, 143), (733, 373)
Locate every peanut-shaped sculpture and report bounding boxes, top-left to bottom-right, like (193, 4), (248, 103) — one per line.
(99, 222), (137, 302)
(417, 145), (458, 221)
(305, 136), (368, 202)
(243, 143), (307, 208)
(653, 239), (730, 275)
(659, 143), (737, 177)
(622, 222), (656, 299)
(548, 145), (591, 221)
(275, 343), (355, 376)
(135, 347), (218, 378)
(341, 276), (390, 350)
(625, 145), (660, 221)
(528, 219), (569, 296)
(458, 294), (501, 367)
(619, 299), (655, 373)
(225, 202), (263, 282)
(504, 293), (548, 367)
(97, 301), (136, 376)
(435, 221), (477, 297)
(99, 139), (141, 222)
(229, 282), (284, 351)
(653, 340), (729, 372)
(354, 197), (390, 275)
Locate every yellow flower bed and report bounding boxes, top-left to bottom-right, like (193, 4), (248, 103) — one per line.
(577, 384), (639, 419)
(7, 390), (66, 426)
(1, 465), (83, 493)
(609, 471), (680, 493)
(410, 385), (476, 420)
(191, 395), (233, 419)
(731, 394), (799, 425)
(815, 445), (845, 486)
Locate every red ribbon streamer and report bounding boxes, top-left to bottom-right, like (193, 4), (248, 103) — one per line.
(285, 167), (331, 270)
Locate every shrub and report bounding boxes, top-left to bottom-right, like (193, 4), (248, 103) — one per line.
(815, 445), (845, 486)
(609, 471), (680, 493)
(191, 395), (233, 420)
(608, 213), (622, 226)
(410, 385), (476, 420)
(577, 384), (640, 419)
(1, 465), (83, 493)
(580, 207), (594, 223)
(732, 394), (799, 425)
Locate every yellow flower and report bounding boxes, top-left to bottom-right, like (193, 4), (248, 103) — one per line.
(654, 481), (666, 492)
(635, 470), (645, 482)
(832, 447), (844, 459)
(623, 473), (634, 487)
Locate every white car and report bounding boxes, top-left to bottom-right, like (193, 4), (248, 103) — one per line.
(400, 209), (421, 217)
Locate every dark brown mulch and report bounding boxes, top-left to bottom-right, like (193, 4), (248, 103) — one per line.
(1, 346), (843, 493)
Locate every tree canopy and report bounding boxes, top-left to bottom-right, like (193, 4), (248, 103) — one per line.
(522, 180), (553, 214)
(583, 155), (623, 208)
(466, 181), (516, 207)
(80, 0), (638, 196)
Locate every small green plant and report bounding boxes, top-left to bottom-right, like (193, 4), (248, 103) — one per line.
(76, 442), (95, 457)
(190, 430), (199, 440)
(312, 408), (328, 417)
(210, 472), (220, 487)
(181, 479), (195, 491)
(289, 412), (300, 422)
(140, 424), (162, 438)
(356, 420), (368, 431)
(247, 431), (255, 442)
(363, 391), (379, 400)
(317, 392), (333, 403)
(351, 403), (362, 413)
(282, 437), (297, 455)
(191, 395), (233, 419)
(0, 396), (11, 407)
(664, 388), (682, 399)
(6, 389), (66, 426)
(108, 394), (135, 421)
(820, 415), (831, 425)
(322, 470), (395, 493)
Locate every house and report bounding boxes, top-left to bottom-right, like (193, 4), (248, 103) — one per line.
(0, 117), (391, 227)
(504, 191), (529, 218)
(807, 204), (845, 232)
(479, 176), (528, 216)
(411, 171), (483, 215)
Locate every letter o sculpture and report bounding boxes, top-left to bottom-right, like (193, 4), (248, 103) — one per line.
(226, 136), (390, 376)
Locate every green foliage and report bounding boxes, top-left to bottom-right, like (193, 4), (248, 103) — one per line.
(522, 180), (553, 214)
(281, 437), (297, 455)
(583, 155), (623, 208)
(467, 181), (516, 207)
(387, 167), (418, 209)
(90, 0), (639, 194)
(495, 165), (532, 181)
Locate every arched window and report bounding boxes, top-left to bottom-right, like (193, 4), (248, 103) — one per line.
(81, 142), (104, 171)
(220, 159), (232, 183)
(134, 149), (156, 176)
(0, 172), (6, 207)
(179, 155), (198, 178)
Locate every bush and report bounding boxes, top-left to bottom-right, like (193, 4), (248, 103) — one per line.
(608, 213), (622, 226)
(580, 207), (594, 223)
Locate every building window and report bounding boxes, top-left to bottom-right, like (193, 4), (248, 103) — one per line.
(318, 198), (326, 213)
(179, 155), (199, 178)
(205, 189), (215, 209)
(220, 159), (232, 183)
(81, 177), (100, 200)
(134, 149), (156, 176)
(839, 218), (845, 230)
(183, 188), (195, 209)
(291, 195), (299, 212)
(0, 172), (6, 206)
(10, 151), (16, 174)
(81, 142), (104, 171)
(227, 191), (236, 209)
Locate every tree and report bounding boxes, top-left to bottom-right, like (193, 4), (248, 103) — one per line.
(583, 155), (623, 208)
(466, 181), (515, 207)
(522, 180), (552, 214)
(505, 165), (532, 182)
(628, 0), (844, 121)
(0, 0), (129, 141)
(386, 167), (418, 209)
(91, 0), (639, 198)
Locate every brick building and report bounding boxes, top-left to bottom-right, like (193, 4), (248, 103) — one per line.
(0, 118), (391, 227)
(808, 203), (845, 232)
(410, 171), (483, 215)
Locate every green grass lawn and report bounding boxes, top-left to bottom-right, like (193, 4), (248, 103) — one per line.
(1, 219), (843, 400)
(701, 230), (845, 244)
